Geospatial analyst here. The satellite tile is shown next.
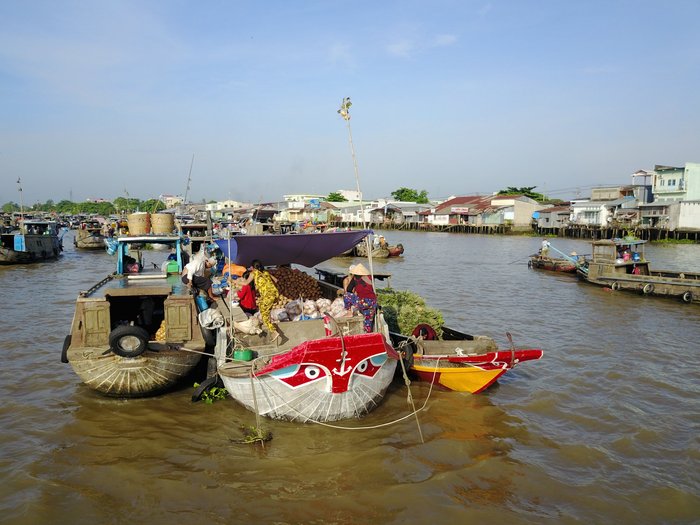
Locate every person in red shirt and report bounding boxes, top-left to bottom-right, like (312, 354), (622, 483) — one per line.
(236, 271), (258, 316)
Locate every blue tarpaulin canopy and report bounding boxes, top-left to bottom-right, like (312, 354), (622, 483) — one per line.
(214, 230), (371, 268)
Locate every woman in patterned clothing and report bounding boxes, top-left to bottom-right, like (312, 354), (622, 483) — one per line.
(243, 259), (280, 341)
(342, 263), (377, 332)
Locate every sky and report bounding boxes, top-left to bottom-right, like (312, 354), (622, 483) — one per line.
(1, 0), (699, 206)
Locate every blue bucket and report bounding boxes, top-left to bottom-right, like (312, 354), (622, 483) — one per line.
(195, 295), (209, 311)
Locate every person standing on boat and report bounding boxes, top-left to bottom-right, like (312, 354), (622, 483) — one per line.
(241, 260), (280, 340)
(181, 256), (217, 302)
(540, 238), (551, 256)
(236, 270), (258, 317)
(342, 263), (378, 332)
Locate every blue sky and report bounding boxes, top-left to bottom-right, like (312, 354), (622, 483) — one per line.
(1, 0), (698, 205)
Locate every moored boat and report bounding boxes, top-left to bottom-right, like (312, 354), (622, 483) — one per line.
(528, 254), (578, 273)
(0, 219), (63, 264)
(577, 238), (700, 303)
(213, 230), (399, 423)
(391, 326), (543, 393)
(62, 234), (209, 397)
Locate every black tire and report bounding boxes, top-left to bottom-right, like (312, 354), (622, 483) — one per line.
(642, 283), (654, 295)
(61, 334), (71, 363)
(191, 375), (221, 402)
(201, 326), (216, 347)
(401, 342), (415, 371)
(682, 291), (693, 303)
(611, 282), (620, 291)
(109, 325), (149, 358)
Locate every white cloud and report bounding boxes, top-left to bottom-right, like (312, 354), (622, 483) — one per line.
(433, 34), (458, 47)
(386, 39), (415, 58)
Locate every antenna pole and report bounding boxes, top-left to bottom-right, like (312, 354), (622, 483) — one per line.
(183, 154), (194, 204)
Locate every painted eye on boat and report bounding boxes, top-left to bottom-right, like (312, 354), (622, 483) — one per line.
(304, 366), (321, 380)
(353, 357), (382, 377)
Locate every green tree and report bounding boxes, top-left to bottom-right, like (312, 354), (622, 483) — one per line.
(142, 199), (166, 212)
(2, 202), (19, 213)
(326, 192), (347, 202)
(497, 186), (546, 201)
(390, 187), (429, 203)
(113, 197), (142, 213)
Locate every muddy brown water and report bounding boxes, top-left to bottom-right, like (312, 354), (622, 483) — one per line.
(1, 231), (699, 524)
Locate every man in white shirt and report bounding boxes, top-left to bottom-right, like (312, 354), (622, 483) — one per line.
(181, 256), (217, 301)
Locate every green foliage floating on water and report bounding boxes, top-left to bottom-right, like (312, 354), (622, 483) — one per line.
(193, 382), (229, 404)
(230, 425), (273, 446)
(376, 288), (444, 337)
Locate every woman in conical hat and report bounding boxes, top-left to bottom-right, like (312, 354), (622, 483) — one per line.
(342, 263), (377, 332)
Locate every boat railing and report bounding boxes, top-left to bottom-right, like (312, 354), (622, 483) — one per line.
(80, 275), (115, 297)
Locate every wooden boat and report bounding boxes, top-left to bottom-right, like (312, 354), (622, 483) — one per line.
(73, 220), (106, 250)
(353, 239), (404, 258)
(391, 326), (544, 393)
(577, 238), (700, 303)
(213, 230), (399, 423)
(0, 219), (63, 264)
(61, 234), (209, 397)
(528, 254), (577, 273)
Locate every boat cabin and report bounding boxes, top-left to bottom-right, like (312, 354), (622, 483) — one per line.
(587, 238), (650, 278)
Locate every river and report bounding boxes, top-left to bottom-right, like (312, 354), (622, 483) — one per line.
(1, 230), (698, 524)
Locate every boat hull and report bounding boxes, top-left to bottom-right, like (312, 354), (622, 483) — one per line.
(219, 333), (398, 422)
(66, 344), (203, 397)
(411, 349), (543, 392)
(74, 230), (106, 250)
(529, 255), (576, 273)
(412, 361), (507, 393)
(579, 264), (700, 303)
(0, 235), (61, 264)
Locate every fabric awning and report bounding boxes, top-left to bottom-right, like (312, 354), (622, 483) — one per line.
(214, 230), (371, 267)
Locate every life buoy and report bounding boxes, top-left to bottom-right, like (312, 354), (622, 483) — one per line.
(642, 283), (654, 294)
(412, 323), (437, 341)
(611, 282), (620, 291)
(109, 325), (149, 358)
(682, 291), (693, 303)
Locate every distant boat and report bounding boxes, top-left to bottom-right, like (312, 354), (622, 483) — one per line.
(73, 220), (106, 250)
(577, 238), (700, 303)
(528, 254), (578, 273)
(0, 219), (63, 264)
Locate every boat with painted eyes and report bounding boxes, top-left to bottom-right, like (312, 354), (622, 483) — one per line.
(212, 230), (399, 423)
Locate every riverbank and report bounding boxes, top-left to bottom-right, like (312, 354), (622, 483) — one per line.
(330, 221), (700, 243)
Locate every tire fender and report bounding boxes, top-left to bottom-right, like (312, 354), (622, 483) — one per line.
(642, 283), (654, 294)
(109, 325), (149, 358)
(611, 282), (620, 291)
(682, 291), (693, 303)
(61, 334), (71, 363)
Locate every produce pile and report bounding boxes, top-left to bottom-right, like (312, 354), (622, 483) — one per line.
(376, 289), (444, 337)
(268, 267), (322, 308)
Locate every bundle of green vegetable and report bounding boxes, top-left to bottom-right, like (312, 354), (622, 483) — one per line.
(376, 289), (444, 337)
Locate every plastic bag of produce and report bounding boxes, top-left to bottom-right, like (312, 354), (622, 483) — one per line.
(233, 316), (263, 335)
(316, 298), (332, 313)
